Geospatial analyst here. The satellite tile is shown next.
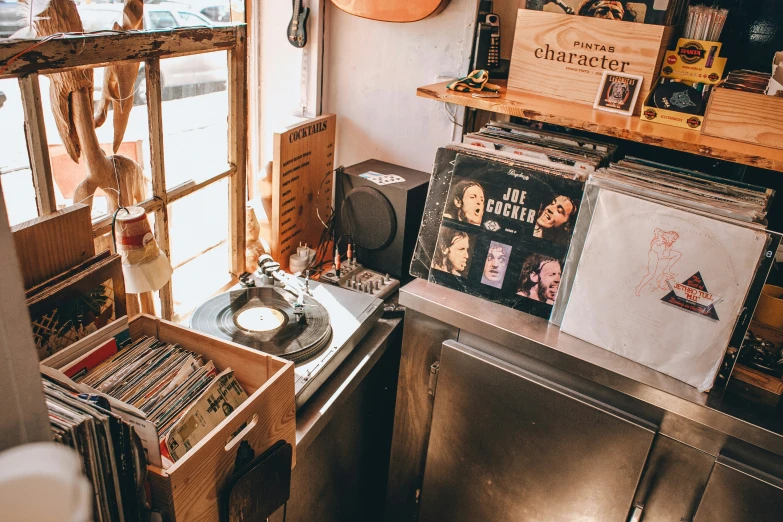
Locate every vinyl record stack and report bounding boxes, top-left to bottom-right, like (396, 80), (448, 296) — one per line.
(411, 121), (615, 319)
(43, 377), (147, 522)
(551, 158), (778, 392)
(27, 252), (126, 361)
(73, 336), (248, 465)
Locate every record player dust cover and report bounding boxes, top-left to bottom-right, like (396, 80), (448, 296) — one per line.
(427, 154), (584, 318)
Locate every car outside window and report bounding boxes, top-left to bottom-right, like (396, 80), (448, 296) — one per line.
(149, 11), (178, 29)
(178, 12), (210, 27)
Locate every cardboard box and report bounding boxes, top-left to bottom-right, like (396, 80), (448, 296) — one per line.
(640, 86), (707, 130)
(508, 10), (675, 114)
(640, 38), (726, 131)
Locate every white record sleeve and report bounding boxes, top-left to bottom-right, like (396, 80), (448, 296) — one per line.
(560, 189), (767, 391)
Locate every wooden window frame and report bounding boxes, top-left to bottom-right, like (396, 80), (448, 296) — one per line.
(0, 26), (248, 320)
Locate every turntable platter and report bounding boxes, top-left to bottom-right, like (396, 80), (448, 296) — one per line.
(190, 287), (332, 363)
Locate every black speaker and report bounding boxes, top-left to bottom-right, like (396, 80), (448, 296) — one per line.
(335, 160), (430, 282)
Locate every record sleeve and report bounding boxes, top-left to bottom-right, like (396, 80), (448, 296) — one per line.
(28, 254), (126, 360)
(427, 153), (584, 318)
(524, 0), (679, 25)
(463, 133), (601, 174)
(557, 188), (768, 391)
(410, 147), (460, 280)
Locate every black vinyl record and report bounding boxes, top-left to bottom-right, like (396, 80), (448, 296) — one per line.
(191, 287), (332, 363)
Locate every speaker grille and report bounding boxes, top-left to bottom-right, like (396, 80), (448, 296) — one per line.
(341, 187), (397, 250)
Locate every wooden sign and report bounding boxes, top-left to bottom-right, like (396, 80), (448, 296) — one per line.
(508, 10), (675, 114)
(272, 114), (336, 270)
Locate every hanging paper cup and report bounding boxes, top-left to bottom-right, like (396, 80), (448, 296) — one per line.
(115, 206), (173, 294)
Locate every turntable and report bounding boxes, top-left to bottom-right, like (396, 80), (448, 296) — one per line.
(190, 258), (384, 407)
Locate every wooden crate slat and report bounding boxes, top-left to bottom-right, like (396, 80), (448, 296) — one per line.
(11, 204), (95, 289)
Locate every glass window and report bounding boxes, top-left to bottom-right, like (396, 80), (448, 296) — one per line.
(168, 178), (231, 323)
(200, 6), (231, 23)
(149, 11), (178, 29)
(160, 50), (229, 188)
(0, 0), (24, 39)
(0, 78), (38, 226)
(178, 12), (211, 27)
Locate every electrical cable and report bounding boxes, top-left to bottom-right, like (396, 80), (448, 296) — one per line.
(442, 102), (463, 128)
(109, 205), (129, 253)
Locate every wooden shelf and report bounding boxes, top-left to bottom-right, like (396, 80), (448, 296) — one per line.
(417, 80), (783, 173)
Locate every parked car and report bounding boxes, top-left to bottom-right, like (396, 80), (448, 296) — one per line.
(0, 0), (24, 38)
(146, 0), (232, 23)
(78, 3), (228, 104)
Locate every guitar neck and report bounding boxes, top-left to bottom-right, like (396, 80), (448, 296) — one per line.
(292, 0), (302, 30)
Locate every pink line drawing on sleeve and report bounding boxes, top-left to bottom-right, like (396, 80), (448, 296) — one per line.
(635, 229), (682, 296)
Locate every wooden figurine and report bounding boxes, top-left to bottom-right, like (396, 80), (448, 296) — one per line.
(33, 0), (146, 212)
(245, 205), (266, 273)
(93, 0), (144, 153)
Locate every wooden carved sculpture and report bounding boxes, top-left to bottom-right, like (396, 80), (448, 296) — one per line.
(93, 0), (144, 153)
(245, 205), (267, 273)
(33, 0), (146, 212)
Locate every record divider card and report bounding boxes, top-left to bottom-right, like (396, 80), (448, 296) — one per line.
(272, 114), (336, 270)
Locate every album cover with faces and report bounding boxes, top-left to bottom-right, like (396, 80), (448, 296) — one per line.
(428, 153), (584, 319)
(523, 0), (686, 25)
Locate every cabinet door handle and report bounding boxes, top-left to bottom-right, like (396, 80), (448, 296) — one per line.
(628, 502), (644, 522)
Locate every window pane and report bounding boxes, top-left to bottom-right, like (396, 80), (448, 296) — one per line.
(168, 178), (231, 322)
(1, 168), (38, 226)
(0, 78), (38, 226)
(178, 12), (210, 27)
(160, 50), (229, 189)
(199, 5), (231, 23)
(0, 0), (24, 38)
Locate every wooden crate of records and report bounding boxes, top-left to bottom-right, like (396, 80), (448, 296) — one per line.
(126, 315), (295, 522)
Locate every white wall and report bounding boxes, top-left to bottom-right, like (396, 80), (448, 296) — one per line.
(323, 0), (479, 173)
(255, 0), (325, 181)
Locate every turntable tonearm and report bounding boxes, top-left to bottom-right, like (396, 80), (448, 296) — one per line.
(190, 255), (385, 407)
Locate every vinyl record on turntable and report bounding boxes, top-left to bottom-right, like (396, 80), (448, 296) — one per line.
(191, 287), (332, 363)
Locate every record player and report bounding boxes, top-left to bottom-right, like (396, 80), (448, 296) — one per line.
(190, 255), (384, 407)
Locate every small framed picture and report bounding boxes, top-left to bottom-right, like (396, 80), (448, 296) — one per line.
(593, 71), (644, 116)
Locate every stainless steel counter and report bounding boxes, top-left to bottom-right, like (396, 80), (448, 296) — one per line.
(295, 317), (402, 456)
(270, 317), (403, 522)
(400, 279), (783, 458)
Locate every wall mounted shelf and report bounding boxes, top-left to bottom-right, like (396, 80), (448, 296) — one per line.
(417, 80), (783, 173)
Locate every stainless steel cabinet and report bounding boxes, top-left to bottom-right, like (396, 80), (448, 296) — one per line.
(418, 341), (657, 522)
(389, 282), (783, 522)
(693, 458), (783, 522)
(631, 435), (715, 521)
